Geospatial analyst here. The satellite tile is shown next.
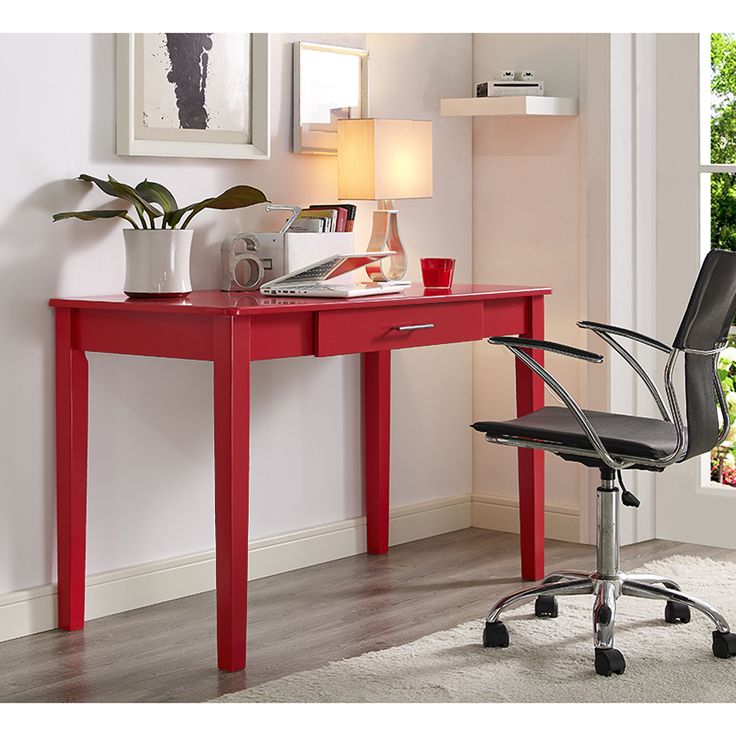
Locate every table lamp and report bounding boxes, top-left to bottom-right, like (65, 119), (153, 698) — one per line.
(337, 118), (433, 282)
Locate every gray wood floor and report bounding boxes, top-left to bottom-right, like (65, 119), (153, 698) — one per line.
(2, 528), (735, 703)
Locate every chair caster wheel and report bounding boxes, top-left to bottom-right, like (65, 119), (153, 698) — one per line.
(664, 600), (690, 624)
(712, 631), (736, 658)
(535, 595), (558, 618)
(594, 647), (626, 676)
(483, 621), (509, 648)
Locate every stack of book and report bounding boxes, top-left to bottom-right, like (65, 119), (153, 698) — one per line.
(287, 204), (356, 234)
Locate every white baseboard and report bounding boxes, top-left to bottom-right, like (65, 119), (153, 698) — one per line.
(0, 494), (471, 644)
(471, 492), (579, 543)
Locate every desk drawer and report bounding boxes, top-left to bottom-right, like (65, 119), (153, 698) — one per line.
(316, 301), (484, 357)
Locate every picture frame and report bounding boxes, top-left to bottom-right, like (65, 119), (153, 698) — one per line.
(293, 42), (369, 155)
(116, 33), (270, 160)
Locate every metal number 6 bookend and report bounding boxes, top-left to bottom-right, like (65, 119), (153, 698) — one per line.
(220, 204), (303, 292)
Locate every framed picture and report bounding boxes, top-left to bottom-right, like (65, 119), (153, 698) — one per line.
(116, 33), (270, 159)
(293, 42), (369, 155)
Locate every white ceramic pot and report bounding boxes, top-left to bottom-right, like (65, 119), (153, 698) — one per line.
(123, 229), (193, 298)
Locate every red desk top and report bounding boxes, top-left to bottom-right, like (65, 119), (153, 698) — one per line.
(49, 284), (552, 317)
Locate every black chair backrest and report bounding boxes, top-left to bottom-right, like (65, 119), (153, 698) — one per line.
(673, 249), (736, 459)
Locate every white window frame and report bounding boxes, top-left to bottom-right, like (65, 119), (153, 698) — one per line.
(698, 33), (736, 495)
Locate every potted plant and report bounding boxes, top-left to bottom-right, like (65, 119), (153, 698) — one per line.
(53, 174), (268, 298)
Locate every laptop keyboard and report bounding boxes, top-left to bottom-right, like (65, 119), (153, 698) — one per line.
(287, 259), (341, 282)
(275, 283), (345, 291)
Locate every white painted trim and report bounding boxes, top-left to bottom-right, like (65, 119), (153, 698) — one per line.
(579, 33), (660, 546)
(0, 494), (471, 644)
(471, 493), (580, 544)
(579, 33), (612, 546)
(699, 32), (711, 167)
(700, 164), (736, 173)
(628, 33), (659, 544)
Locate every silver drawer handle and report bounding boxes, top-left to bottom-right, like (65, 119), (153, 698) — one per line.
(394, 323), (435, 331)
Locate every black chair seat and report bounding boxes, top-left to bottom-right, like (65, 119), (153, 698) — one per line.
(472, 406), (678, 460)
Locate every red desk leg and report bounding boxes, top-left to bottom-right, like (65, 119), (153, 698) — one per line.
(516, 296), (546, 581)
(55, 308), (89, 630)
(363, 350), (391, 555)
(213, 316), (251, 671)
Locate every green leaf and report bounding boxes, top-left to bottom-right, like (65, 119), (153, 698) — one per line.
(169, 185), (268, 229)
(53, 209), (132, 222)
(135, 179), (178, 216)
(78, 174), (163, 222)
(193, 185), (268, 212)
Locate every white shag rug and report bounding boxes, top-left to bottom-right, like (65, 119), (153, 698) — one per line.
(213, 556), (736, 703)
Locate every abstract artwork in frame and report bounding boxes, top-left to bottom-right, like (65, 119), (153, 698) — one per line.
(117, 33), (269, 159)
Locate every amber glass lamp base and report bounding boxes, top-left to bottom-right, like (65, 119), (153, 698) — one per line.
(364, 199), (409, 282)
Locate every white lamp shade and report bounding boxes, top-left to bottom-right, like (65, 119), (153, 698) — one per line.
(337, 118), (433, 201)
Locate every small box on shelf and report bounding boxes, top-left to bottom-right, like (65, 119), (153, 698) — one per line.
(476, 80), (545, 97)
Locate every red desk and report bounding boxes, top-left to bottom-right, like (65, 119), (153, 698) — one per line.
(50, 284), (550, 671)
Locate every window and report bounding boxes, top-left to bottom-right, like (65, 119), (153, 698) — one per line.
(707, 33), (736, 248)
(704, 33), (736, 485)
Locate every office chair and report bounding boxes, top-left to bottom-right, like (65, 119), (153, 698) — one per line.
(472, 248), (736, 676)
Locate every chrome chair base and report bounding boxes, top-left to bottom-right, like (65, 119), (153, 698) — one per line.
(483, 475), (736, 675)
(484, 568), (736, 674)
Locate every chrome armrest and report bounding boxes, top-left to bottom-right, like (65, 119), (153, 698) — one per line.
(577, 320), (672, 421)
(488, 338), (632, 470)
(577, 321), (671, 353)
(487, 336), (603, 363)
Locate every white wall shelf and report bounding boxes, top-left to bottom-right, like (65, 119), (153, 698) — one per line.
(441, 96), (578, 117)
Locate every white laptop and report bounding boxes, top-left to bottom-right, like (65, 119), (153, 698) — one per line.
(260, 252), (409, 298)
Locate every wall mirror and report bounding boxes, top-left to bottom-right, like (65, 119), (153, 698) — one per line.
(293, 42), (369, 155)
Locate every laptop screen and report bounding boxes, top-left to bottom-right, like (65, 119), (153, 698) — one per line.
(263, 252), (396, 289)
(326, 254), (390, 280)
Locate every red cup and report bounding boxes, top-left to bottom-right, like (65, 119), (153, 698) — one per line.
(420, 258), (456, 289)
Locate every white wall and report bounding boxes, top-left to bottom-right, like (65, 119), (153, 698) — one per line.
(471, 34), (587, 526)
(0, 33), (472, 596)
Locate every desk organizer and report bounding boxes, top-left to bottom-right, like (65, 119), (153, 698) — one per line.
(221, 206), (354, 291)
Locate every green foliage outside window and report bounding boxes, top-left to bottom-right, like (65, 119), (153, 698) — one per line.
(710, 33), (736, 251)
(710, 34), (736, 484)
(712, 337), (736, 484)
